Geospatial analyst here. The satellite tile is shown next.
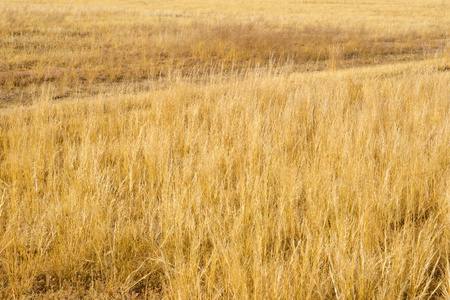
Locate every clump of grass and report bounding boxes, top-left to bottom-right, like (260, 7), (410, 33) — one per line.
(1, 63), (450, 298)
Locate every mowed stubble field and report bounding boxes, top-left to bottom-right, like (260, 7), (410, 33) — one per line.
(1, 0), (450, 298)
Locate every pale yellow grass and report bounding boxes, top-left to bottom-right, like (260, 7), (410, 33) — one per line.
(1, 0), (450, 298)
(1, 59), (450, 298)
(1, 0), (448, 104)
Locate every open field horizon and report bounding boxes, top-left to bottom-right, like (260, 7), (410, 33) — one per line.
(1, 0), (450, 298)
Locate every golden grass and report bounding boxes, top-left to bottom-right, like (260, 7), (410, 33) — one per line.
(1, 0), (449, 104)
(1, 0), (450, 298)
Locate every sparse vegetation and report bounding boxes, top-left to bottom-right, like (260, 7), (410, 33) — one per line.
(0, 0), (450, 298)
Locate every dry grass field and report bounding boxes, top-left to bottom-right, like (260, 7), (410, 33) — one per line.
(1, 0), (450, 298)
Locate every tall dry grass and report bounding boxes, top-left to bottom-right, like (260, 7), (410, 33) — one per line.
(1, 0), (450, 298)
(1, 62), (450, 298)
(1, 0), (449, 105)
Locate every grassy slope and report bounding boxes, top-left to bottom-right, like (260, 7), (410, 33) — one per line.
(1, 0), (448, 105)
(1, 0), (450, 298)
